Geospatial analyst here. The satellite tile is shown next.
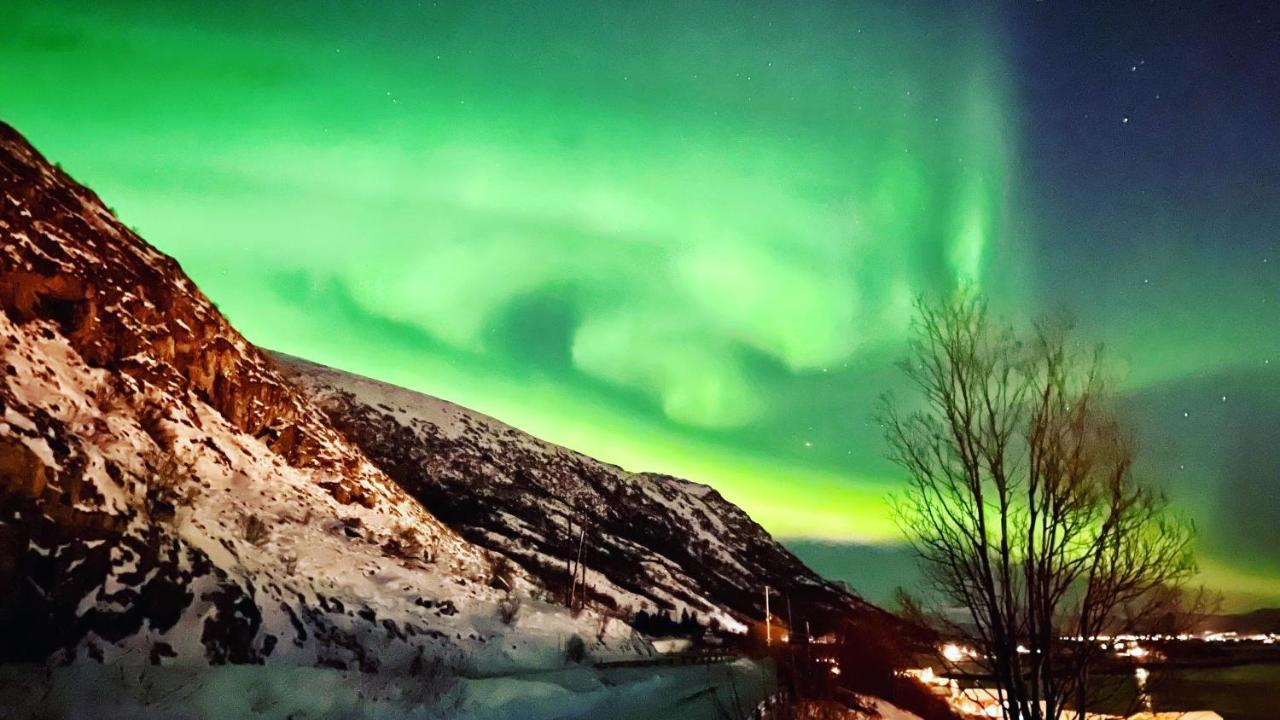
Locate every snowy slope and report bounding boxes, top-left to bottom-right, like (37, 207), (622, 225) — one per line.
(0, 120), (634, 672)
(277, 354), (907, 638)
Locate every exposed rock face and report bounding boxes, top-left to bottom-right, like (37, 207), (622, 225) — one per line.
(0, 121), (370, 492)
(0, 122), (621, 670)
(0, 118), (909, 677)
(278, 355), (912, 638)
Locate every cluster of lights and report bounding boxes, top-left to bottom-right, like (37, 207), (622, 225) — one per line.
(1063, 631), (1280, 645)
(814, 656), (841, 676)
(901, 666), (959, 694)
(941, 643), (978, 663)
(934, 631), (1279, 667)
(916, 631), (1280, 720)
(1111, 641), (1152, 659)
(1198, 631), (1279, 645)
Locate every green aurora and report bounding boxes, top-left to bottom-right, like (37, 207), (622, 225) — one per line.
(3, 1), (1277, 608)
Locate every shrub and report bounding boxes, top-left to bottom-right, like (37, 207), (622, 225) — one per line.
(242, 513), (269, 546)
(564, 635), (586, 664)
(145, 459), (184, 523)
(384, 524), (425, 560)
(497, 597), (521, 625)
(486, 554), (516, 591)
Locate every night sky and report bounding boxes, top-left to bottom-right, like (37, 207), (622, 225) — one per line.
(3, 1), (1277, 609)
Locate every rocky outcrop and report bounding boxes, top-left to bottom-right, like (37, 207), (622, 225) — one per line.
(0, 121), (619, 670)
(0, 121), (371, 495)
(0, 118), (912, 678)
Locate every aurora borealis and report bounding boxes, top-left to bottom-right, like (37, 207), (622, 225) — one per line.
(3, 1), (1277, 608)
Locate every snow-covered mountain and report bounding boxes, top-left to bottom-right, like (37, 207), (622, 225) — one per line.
(0, 121), (629, 675)
(0, 118), (915, 718)
(276, 355), (907, 639)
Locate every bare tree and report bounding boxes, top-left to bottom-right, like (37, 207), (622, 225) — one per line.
(880, 292), (1195, 720)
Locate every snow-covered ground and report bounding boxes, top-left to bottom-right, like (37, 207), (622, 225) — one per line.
(0, 658), (773, 720)
(1, 309), (647, 670)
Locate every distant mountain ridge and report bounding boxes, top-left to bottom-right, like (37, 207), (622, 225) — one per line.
(1199, 609), (1280, 635)
(277, 353), (911, 638)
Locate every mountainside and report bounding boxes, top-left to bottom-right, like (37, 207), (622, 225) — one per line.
(0, 121), (624, 673)
(0, 119), (919, 720)
(277, 354), (905, 638)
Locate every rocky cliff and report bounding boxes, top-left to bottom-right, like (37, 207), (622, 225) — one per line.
(0, 121), (621, 671)
(0, 118), (910, 680)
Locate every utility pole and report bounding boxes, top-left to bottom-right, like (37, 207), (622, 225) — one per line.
(805, 620), (812, 668)
(571, 525), (587, 610)
(764, 585), (771, 647)
(564, 516), (575, 606)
